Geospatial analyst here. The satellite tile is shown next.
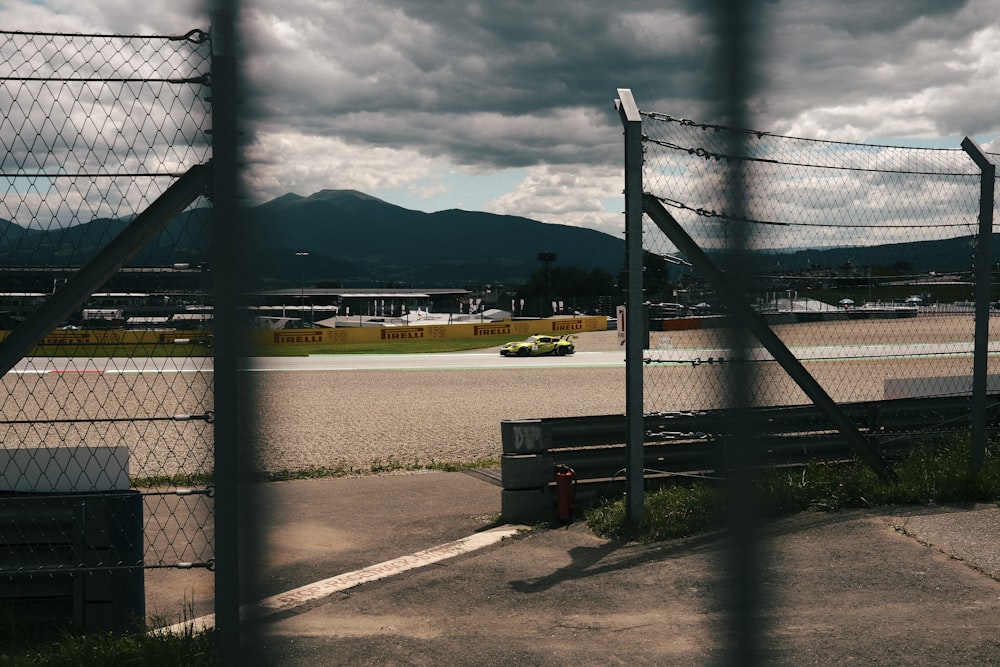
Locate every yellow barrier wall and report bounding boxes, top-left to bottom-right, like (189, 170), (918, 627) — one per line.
(247, 316), (608, 350)
(0, 329), (211, 346)
(1, 317), (607, 353)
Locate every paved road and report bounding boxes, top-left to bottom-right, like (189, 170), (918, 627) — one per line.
(243, 350), (626, 371)
(8, 355), (212, 374)
(8, 351), (625, 374)
(148, 471), (1000, 666)
(16, 336), (998, 375)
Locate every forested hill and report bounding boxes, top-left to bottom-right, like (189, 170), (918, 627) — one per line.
(0, 189), (625, 286)
(1, 189), (990, 287)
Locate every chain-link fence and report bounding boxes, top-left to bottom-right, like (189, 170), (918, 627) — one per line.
(635, 109), (999, 413)
(617, 66), (998, 660)
(0, 29), (213, 633)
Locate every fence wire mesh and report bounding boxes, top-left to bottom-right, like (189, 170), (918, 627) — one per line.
(639, 111), (1000, 415)
(0, 29), (213, 632)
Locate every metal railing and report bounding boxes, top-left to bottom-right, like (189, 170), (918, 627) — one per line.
(500, 394), (1000, 523)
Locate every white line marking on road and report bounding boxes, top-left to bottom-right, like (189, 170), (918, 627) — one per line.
(154, 524), (525, 636)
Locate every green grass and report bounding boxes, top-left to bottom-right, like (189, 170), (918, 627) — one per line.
(29, 344), (212, 358)
(131, 472), (214, 489)
(264, 457), (499, 481)
(587, 436), (1000, 542)
(0, 619), (215, 666)
(132, 458), (500, 487)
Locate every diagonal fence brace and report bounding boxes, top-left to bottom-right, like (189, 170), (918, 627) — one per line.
(0, 163), (211, 377)
(642, 193), (894, 479)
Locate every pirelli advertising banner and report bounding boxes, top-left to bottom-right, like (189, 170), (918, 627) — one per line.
(0, 329), (212, 347)
(2, 316), (607, 353)
(249, 316), (607, 350)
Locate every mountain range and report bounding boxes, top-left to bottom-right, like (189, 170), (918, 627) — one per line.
(0, 190), (626, 287)
(0, 189), (991, 287)
(242, 190), (626, 286)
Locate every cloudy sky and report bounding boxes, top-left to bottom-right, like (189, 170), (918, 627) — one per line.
(3, 0), (999, 237)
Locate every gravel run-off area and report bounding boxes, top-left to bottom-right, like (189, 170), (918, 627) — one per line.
(249, 315), (993, 475)
(3, 315), (991, 478)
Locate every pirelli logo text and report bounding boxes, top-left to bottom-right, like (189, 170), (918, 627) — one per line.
(380, 327), (425, 340)
(551, 320), (584, 332)
(42, 332), (93, 345)
(274, 331), (325, 344)
(473, 324), (511, 337)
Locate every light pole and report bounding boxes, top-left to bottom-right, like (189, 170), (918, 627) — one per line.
(295, 251), (309, 319)
(537, 251), (556, 317)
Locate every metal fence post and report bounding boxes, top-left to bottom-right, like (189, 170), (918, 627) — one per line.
(961, 136), (996, 475)
(710, 1), (767, 664)
(616, 88), (645, 526)
(210, 2), (242, 655)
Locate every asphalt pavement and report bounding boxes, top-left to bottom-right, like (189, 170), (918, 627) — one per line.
(147, 470), (1000, 666)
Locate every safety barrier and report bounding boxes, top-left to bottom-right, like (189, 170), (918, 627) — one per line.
(248, 316), (607, 350)
(500, 394), (1000, 523)
(0, 329), (213, 354)
(1, 316), (607, 355)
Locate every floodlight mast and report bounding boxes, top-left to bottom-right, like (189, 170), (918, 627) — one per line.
(295, 251), (310, 318)
(537, 251), (557, 316)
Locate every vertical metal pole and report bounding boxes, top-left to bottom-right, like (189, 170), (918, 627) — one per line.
(711, 1), (765, 664)
(616, 88), (645, 526)
(961, 136), (995, 475)
(210, 2), (241, 655)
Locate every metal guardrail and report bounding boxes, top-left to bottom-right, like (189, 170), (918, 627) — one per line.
(500, 394), (1000, 523)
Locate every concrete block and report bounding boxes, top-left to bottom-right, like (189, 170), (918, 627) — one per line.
(0, 446), (129, 492)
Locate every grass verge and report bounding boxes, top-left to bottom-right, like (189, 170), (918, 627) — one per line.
(264, 457), (499, 481)
(586, 436), (1000, 542)
(246, 334), (514, 356)
(0, 621), (215, 666)
(28, 344), (212, 358)
(131, 458), (499, 487)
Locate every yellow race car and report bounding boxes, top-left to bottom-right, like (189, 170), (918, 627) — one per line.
(499, 334), (575, 357)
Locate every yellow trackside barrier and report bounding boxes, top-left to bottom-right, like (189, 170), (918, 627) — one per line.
(248, 316), (608, 350)
(0, 329), (212, 346)
(2, 316), (608, 354)
(0, 329), (214, 356)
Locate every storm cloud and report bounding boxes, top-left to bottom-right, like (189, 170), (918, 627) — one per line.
(2, 0), (997, 235)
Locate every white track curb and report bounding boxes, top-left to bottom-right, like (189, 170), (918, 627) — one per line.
(154, 524), (525, 636)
